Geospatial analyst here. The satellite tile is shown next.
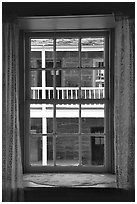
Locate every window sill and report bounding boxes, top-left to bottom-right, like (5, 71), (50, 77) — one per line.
(23, 173), (116, 188)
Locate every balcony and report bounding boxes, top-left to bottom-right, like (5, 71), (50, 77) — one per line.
(31, 87), (104, 100)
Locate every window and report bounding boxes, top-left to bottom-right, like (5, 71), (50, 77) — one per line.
(24, 31), (111, 172)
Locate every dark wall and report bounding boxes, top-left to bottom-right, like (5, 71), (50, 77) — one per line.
(2, 2), (135, 21)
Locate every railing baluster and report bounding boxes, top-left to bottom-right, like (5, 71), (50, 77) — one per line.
(62, 89), (64, 99)
(94, 89), (96, 99)
(85, 89), (86, 99)
(99, 89), (101, 99)
(76, 89), (78, 99)
(48, 89), (50, 99)
(67, 89), (69, 99)
(63, 89), (65, 99)
(71, 89), (73, 99)
(89, 89), (91, 99)
(33, 90), (35, 99)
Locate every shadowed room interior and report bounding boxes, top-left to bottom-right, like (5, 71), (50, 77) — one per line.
(2, 2), (135, 202)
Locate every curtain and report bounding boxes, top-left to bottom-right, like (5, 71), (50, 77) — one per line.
(114, 16), (135, 189)
(2, 22), (24, 201)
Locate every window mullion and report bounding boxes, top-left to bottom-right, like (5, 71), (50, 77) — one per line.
(104, 35), (109, 168)
(53, 37), (56, 166)
(78, 38), (82, 166)
(79, 104), (82, 166)
(41, 50), (48, 165)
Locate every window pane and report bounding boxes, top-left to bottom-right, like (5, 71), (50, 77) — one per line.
(30, 51), (42, 68)
(56, 38), (79, 68)
(30, 70), (54, 99)
(81, 69), (105, 99)
(56, 70), (79, 99)
(81, 136), (92, 165)
(81, 136), (104, 166)
(30, 39), (54, 68)
(56, 136), (79, 166)
(30, 104), (53, 134)
(91, 136), (104, 165)
(56, 104), (79, 133)
(30, 118), (42, 134)
(81, 104), (104, 133)
(56, 118), (79, 133)
(81, 38), (105, 68)
(30, 136), (54, 166)
(30, 71), (42, 87)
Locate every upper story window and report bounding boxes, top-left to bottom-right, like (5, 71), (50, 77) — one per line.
(24, 31), (111, 172)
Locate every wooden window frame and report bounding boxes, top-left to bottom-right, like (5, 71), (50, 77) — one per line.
(22, 30), (113, 173)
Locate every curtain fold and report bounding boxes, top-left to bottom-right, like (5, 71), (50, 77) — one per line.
(2, 22), (24, 202)
(114, 16), (135, 189)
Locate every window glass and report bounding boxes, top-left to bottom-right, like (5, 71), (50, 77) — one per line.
(27, 33), (108, 169)
(30, 104), (54, 134)
(30, 39), (54, 68)
(56, 70), (79, 99)
(81, 38), (105, 68)
(30, 70), (54, 99)
(81, 104), (104, 133)
(56, 38), (79, 68)
(30, 136), (54, 166)
(56, 104), (79, 133)
(30, 118), (42, 134)
(56, 136), (79, 166)
(81, 69), (105, 99)
(81, 136), (104, 166)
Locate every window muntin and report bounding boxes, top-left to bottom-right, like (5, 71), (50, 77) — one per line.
(25, 32), (109, 170)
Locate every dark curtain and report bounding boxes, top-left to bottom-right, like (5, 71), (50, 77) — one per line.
(114, 15), (135, 189)
(2, 22), (24, 201)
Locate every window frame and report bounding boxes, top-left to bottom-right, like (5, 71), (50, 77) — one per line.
(23, 30), (113, 173)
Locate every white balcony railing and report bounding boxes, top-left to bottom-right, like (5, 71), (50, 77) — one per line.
(31, 87), (104, 100)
